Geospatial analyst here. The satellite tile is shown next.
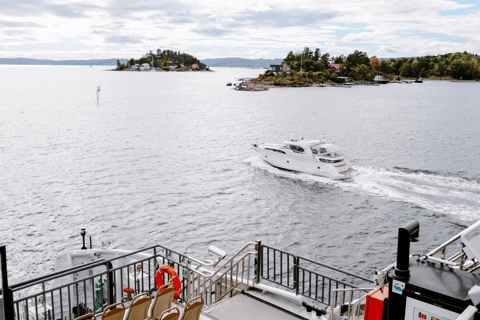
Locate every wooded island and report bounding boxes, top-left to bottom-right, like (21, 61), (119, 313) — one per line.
(253, 48), (480, 87)
(116, 49), (209, 71)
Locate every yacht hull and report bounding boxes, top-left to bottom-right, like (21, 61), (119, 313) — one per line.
(253, 147), (358, 180)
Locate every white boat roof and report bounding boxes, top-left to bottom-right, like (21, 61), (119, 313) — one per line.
(283, 139), (326, 146)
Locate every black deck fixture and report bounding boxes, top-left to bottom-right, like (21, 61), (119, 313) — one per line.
(81, 227), (87, 250)
(387, 220), (419, 320)
(394, 220), (420, 280)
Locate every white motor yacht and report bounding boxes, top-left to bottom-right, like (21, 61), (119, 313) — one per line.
(252, 138), (358, 179)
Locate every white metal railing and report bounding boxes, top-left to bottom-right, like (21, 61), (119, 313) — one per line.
(330, 288), (373, 320)
(184, 243), (258, 305)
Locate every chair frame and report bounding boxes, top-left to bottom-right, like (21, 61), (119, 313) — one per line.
(74, 313), (96, 320)
(179, 296), (204, 320)
(101, 302), (126, 320)
(159, 307), (180, 320)
(148, 285), (176, 320)
(124, 291), (152, 320)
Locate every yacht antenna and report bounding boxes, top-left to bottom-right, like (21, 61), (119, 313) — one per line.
(321, 132), (329, 140)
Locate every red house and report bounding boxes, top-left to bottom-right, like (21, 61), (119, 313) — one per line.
(329, 64), (344, 73)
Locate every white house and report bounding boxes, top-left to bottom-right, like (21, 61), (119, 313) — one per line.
(270, 63), (291, 75)
(131, 63), (150, 71)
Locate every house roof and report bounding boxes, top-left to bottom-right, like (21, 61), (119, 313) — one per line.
(332, 64), (343, 69)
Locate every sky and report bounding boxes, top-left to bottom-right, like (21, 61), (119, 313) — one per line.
(0, 0), (479, 61)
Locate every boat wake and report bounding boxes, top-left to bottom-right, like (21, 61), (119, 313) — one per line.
(247, 156), (480, 220)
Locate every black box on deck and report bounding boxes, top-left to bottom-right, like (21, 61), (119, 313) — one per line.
(387, 257), (480, 320)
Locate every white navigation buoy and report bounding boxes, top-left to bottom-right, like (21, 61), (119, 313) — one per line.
(97, 86), (101, 101)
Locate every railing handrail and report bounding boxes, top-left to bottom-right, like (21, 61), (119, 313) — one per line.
(11, 259), (107, 292)
(427, 233), (461, 256)
(332, 288), (373, 292)
(12, 253), (168, 299)
(298, 256), (371, 283)
(10, 244), (187, 290)
(262, 244), (371, 284)
(204, 252), (256, 303)
(297, 265), (365, 288)
(187, 242), (257, 279)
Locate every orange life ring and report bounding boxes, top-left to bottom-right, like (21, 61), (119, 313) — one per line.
(155, 264), (182, 298)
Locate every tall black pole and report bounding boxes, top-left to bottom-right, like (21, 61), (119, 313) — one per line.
(1, 246), (15, 320)
(387, 220), (420, 320)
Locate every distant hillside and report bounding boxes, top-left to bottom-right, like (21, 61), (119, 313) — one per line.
(201, 58), (282, 68)
(0, 58), (128, 65)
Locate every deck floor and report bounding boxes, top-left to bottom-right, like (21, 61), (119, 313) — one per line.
(202, 294), (302, 320)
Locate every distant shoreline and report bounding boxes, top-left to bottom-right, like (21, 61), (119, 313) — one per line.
(233, 77), (479, 91)
(0, 58), (127, 66)
(109, 68), (213, 72)
(0, 57), (280, 68)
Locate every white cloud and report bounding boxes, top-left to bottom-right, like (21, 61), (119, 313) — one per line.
(378, 46), (399, 54)
(248, 4), (271, 12)
(0, 0), (479, 60)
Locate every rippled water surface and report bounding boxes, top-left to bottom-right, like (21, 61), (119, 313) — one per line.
(1, 65), (480, 284)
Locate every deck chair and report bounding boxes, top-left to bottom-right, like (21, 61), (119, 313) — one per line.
(159, 307), (180, 320)
(124, 292), (152, 320)
(148, 286), (175, 320)
(75, 314), (96, 320)
(179, 296), (204, 320)
(101, 302), (125, 320)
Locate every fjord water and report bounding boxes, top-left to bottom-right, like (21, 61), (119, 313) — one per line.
(1, 65), (480, 284)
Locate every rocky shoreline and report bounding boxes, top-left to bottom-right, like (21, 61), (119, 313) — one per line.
(231, 78), (387, 91)
(230, 77), (475, 91)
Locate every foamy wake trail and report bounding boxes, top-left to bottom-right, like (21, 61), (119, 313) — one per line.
(247, 156), (480, 220)
(348, 166), (480, 220)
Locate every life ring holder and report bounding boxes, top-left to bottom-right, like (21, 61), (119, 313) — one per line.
(155, 264), (182, 298)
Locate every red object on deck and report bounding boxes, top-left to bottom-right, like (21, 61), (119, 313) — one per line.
(364, 286), (388, 320)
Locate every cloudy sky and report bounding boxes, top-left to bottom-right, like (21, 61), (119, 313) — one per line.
(1, 0), (479, 61)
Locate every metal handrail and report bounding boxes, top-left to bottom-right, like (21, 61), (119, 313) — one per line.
(297, 265), (368, 288)
(184, 243), (257, 304)
(187, 242), (257, 279)
(12, 259), (108, 292)
(330, 288), (373, 320)
(187, 252), (256, 305)
(210, 252), (255, 302)
(13, 254), (162, 301)
(298, 257), (371, 283)
(10, 245), (183, 290)
(427, 233), (461, 256)
(10, 249), (187, 320)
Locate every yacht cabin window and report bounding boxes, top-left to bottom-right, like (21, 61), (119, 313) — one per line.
(311, 148), (318, 154)
(290, 145), (305, 153)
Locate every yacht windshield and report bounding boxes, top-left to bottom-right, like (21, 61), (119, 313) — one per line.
(319, 145), (344, 157)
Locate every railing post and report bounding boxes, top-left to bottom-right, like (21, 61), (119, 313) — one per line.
(294, 256), (299, 296)
(1, 246), (15, 320)
(153, 247), (158, 290)
(255, 240), (262, 284)
(186, 259), (191, 301)
(106, 262), (114, 306)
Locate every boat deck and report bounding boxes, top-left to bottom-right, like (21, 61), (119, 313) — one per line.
(204, 293), (303, 320)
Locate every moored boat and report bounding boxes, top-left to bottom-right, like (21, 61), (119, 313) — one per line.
(252, 138), (358, 179)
